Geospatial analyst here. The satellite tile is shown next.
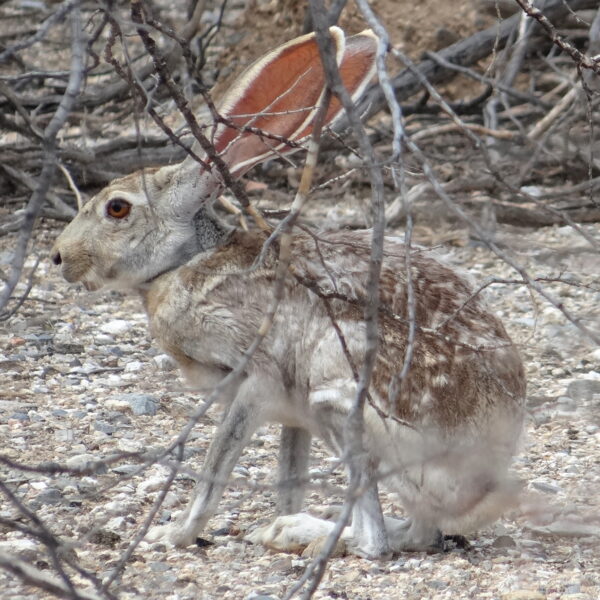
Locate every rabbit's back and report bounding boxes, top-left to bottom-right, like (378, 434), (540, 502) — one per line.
(143, 229), (525, 433)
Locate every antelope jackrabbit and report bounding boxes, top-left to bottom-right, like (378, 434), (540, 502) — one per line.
(52, 27), (526, 558)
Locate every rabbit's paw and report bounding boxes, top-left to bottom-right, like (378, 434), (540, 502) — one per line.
(145, 523), (173, 545)
(145, 522), (199, 548)
(300, 531), (390, 560)
(246, 513), (391, 559)
(385, 516), (445, 553)
(246, 513), (337, 553)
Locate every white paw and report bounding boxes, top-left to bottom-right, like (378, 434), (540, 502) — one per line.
(145, 522), (198, 548)
(384, 516), (443, 552)
(145, 523), (174, 544)
(246, 513), (337, 553)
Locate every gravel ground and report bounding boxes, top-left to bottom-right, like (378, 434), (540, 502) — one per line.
(1, 221), (599, 600)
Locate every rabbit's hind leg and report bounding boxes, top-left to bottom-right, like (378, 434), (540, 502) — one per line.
(343, 479), (391, 559)
(245, 486), (391, 560)
(247, 394), (391, 560)
(277, 426), (312, 515)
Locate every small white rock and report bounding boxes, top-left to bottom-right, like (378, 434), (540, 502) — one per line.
(100, 319), (133, 335)
(105, 398), (131, 412)
(137, 475), (167, 495)
(105, 374), (124, 387)
(0, 538), (38, 554)
(117, 438), (144, 452)
(66, 454), (98, 469)
(106, 516), (126, 531)
(162, 491), (179, 508)
(98, 500), (134, 517)
(153, 354), (176, 371)
(124, 360), (144, 373)
(94, 334), (114, 345)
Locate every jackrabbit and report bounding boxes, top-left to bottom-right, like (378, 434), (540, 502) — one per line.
(52, 27), (526, 558)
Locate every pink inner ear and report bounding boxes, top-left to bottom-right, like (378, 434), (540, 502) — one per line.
(208, 28), (376, 179)
(295, 33), (378, 140)
(215, 40), (328, 175)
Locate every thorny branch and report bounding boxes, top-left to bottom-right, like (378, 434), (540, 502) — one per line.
(285, 2), (388, 597)
(388, 46), (600, 345)
(514, 0), (600, 74)
(130, 0), (269, 230)
(2, 1), (600, 598)
(0, 5), (85, 318)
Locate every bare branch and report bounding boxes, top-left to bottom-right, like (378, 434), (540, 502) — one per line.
(514, 0), (600, 74)
(0, 5), (85, 317)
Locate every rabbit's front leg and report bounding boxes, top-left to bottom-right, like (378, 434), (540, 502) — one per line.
(149, 384), (262, 547)
(277, 426), (311, 515)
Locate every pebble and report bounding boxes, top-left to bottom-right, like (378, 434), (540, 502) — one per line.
(162, 492), (178, 508)
(567, 378), (600, 401)
(117, 438), (144, 452)
(502, 591), (545, 600)
(106, 516), (126, 531)
(105, 374), (125, 387)
(531, 479), (562, 494)
(0, 539), (40, 561)
(123, 393), (159, 416)
(100, 319), (133, 335)
(149, 562), (171, 573)
(527, 520), (600, 538)
(137, 476), (168, 495)
(94, 420), (117, 434)
(10, 412), (29, 421)
(35, 488), (63, 506)
(124, 360), (144, 373)
(97, 500), (135, 517)
(111, 464), (140, 475)
(268, 557), (292, 572)
(54, 429), (74, 442)
(153, 354), (176, 371)
(492, 535), (517, 549)
(65, 454), (102, 471)
(54, 342), (85, 354)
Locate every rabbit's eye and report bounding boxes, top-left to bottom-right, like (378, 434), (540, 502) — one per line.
(106, 198), (131, 219)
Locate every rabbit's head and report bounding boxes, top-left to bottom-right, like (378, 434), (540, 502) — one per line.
(52, 27), (378, 291)
(50, 164), (225, 291)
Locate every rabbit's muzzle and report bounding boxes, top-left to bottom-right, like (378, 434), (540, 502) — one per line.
(51, 238), (99, 290)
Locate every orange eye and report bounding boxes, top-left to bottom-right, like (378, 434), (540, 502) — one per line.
(106, 198), (131, 219)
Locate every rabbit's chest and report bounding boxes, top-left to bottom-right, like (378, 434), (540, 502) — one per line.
(143, 274), (261, 365)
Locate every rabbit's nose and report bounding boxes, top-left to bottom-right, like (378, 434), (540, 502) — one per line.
(51, 251), (62, 265)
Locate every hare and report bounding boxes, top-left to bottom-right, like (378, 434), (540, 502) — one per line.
(51, 27), (526, 559)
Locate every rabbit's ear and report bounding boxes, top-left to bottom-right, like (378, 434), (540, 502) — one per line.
(172, 27), (377, 218)
(295, 29), (379, 141)
(206, 26), (378, 177)
(210, 26), (344, 177)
